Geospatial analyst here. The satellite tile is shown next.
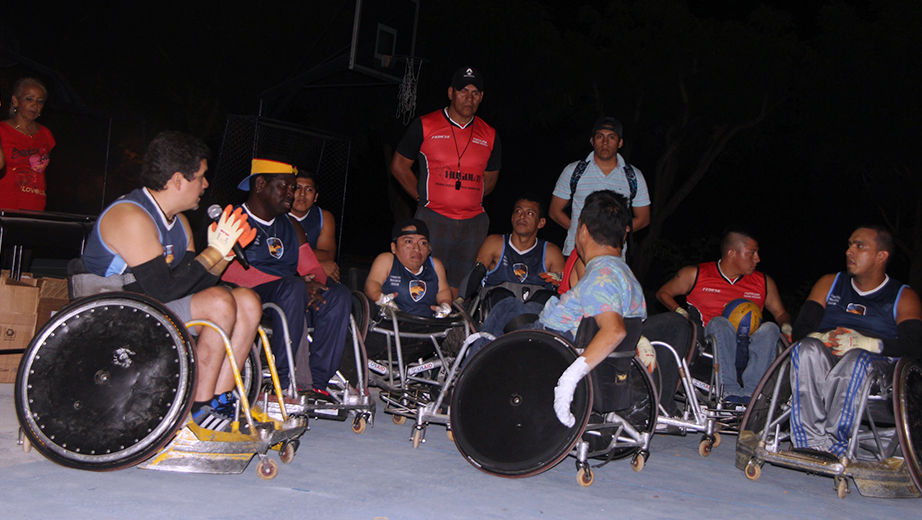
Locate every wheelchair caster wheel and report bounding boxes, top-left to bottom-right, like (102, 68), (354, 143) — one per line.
(698, 438), (712, 457)
(279, 440), (298, 464)
(446, 429), (454, 442)
(352, 416), (367, 435)
(631, 452), (646, 472)
(19, 429), (31, 453)
(577, 467), (594, 487)
(392, 414), (407, 426)
(412, 428), (424, 449)
(835, 476), (849, 499)
(745, 460), (762, 481)
(257, 458), (279, 480)
(711, 432), (721, 448)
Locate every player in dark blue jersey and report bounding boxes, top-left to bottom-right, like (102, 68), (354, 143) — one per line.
(365, 219), (453, 318)
(789, 226), (922, 456)
(290, 171), (339, 283)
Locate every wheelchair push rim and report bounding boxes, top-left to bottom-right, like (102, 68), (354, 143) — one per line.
(15, 292), (196, 471)
(450, 329), (591, 478)
(894, 356), (922, 494)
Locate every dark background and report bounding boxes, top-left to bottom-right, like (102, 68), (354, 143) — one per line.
(1, 0), (919, 316)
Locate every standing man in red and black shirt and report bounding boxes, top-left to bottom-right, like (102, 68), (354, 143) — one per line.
(391, 66), (502, 298)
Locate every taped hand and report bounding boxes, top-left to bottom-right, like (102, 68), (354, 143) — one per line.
(433, 302), (452, 318)
(553, 356), (590, 427)
(636, 336), (656, 373)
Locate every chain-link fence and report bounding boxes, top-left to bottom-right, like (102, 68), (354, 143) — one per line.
(208, 116), (351, 261)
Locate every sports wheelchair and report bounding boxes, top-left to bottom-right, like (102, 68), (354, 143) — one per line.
(351, 291), (478, 447)
(735, 341), (922, 498)
(15, 290), (306, 480)
(251, 295), (376, 434)
(449, 318), (658, 486)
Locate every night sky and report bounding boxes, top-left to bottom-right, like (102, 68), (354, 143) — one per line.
(2, 0), (919, 313)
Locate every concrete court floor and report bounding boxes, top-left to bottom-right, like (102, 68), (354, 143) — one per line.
(1, 382), (919, 520)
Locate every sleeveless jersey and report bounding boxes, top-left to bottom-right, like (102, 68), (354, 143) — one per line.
(291, 206), (323, 250)
(686, 261), (767, 325)
(381, 256), (439, 317)
(484, 235), (553, 290)
(817, 272), (906, 340)
(83, 188), (188, 277)
(241, 205), (299, 277)
(415, 110), (497, 220)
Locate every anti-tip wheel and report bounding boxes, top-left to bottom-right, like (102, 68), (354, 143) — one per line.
(412, 428), (423, 449)
(352, 416), (367, 435)
(698, 438), (712, 457)
(20, 429), (31, 453)
(711, 432), (722, 448)
(279, 441), (297, 464)
(577, 467), (594, 487)
(257, 458), (279, 480)
(631, 453), (645, 472)
(392, 414), (407, 426)
(835, 477), (849, 499)
(446, 429), (454, 442)
(745, 460), (762, 481)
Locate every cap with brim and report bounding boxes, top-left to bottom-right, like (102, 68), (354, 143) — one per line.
(392, 218), (430, 242)
(451, 67), (484, 91)
(591, 116), (623, 138)
(237, 158), (298, 191)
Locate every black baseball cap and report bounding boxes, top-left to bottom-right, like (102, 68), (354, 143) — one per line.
(392, 219), (430, 242)
(451, 67), (484, 91)
(591, 116), (623, 138)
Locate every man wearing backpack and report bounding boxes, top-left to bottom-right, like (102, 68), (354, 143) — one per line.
(548, 117), (651, 257)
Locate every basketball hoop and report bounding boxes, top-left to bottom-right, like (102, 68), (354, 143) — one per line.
(396, 56), (423, 125)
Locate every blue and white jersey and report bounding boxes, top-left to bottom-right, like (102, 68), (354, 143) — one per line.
(83, 188), (188, 277)
(817, 272), (906, 340)
(483, 234), (553, 290)
(382, 256), (440, 317)
(291, 206), (323, 250)
(241, 204), (299, 278)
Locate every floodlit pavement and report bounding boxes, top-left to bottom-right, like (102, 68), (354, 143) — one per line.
(1, 383), (919, 519)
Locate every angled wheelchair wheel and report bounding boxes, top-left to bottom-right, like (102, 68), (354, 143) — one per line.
(15, 292), (196, 471)
(592, 357), (658, 461)
(894, 357), (922, 494)
(450, 329), (592, 478)
(738, 344), (794, 436)
(242, 344), (262, 406)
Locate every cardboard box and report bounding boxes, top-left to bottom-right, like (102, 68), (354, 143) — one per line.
(37, 298), (71, 330)
(39, 277), (70, 300)
(0, 275), (40, 353)
(0, 352), (23, 384)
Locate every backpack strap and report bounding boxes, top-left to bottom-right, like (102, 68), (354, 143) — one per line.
(568, 160), (590, 202)
(623, 162), (637, 207)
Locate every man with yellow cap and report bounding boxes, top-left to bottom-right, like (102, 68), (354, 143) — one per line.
(222, 158), (351, 402)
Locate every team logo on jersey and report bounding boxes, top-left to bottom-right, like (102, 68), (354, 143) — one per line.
(267, 237), (284, 259)
(513, 263), (528, 282)
(163, 245), (174, 264)
(846, 303), (867, 316)
(409, 280), (427, 302)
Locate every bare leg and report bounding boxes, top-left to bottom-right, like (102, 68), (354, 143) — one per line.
(189, 286), (238, 402)
(214, 287), (262, 394)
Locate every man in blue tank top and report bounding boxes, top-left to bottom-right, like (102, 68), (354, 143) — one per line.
(221, 159), (351, 402)
(365, 219), (453, 318)
(81, 131), (263, 433)
(289, 171), (339, 283)
(789, 226), (922, 456)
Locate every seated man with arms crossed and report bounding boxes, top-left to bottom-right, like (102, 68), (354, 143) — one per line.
(462, 193), (565, 307)
(789, 225), (922, 456)
(289, 170), (339, 282)
(222, 158), (351, 402)
(80, 131), (262, 432)
(365, 218), (453, 318)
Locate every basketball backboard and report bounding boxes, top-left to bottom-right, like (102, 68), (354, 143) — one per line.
(348, 0), (419, 83)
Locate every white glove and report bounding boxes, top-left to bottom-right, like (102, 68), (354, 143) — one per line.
(553, 357), (590, 427)
(636, 336), (656, 373)
(376, 292), (399, 311)
(674, 307), (689, 318)
(832, 331), (882, 356)
(433, 302), (452, 318)
(207, 205), (247, 258)
(781, 323), (793, 341)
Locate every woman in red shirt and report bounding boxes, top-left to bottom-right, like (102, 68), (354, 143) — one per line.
(0, 77), (56, 211)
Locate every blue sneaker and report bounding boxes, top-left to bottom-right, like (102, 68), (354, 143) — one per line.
(212, 391), (237, 417)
